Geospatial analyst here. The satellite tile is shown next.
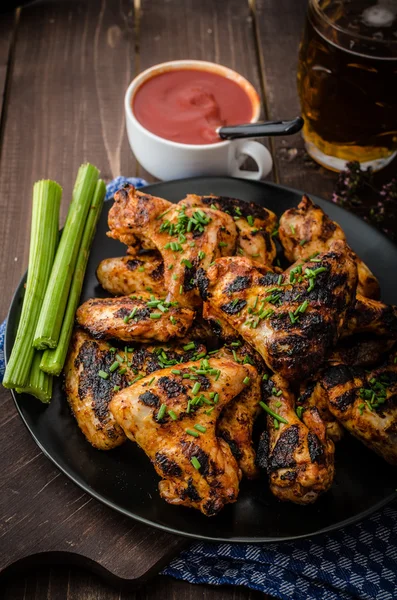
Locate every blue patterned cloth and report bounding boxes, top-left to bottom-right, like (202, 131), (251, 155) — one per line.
(2, 176), (396, 600)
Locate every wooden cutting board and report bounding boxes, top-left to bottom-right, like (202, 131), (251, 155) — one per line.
(0, 387), (186, 586)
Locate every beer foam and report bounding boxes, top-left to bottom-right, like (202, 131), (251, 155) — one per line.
(361, 1), (397, 29)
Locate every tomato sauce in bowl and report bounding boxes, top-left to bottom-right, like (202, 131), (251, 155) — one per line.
(132, 69), (254, 145)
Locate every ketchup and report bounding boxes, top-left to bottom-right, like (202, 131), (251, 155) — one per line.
(133, 69), (254, 145)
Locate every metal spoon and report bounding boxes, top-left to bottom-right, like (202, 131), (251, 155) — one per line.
(217, 116), (304, 140)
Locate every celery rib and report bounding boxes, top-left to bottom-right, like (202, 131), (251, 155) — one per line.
(16, 351), (53, 403)
(3, 180), (61, 389)
(33, 163), (99, 350)
(40, 179), (106, 375)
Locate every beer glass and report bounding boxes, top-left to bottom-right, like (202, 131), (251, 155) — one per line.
(297, 0), (397, 172)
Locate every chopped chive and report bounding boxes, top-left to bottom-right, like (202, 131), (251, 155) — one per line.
(198, 250), (206, 260)
(194, 424), (207, 433)
(299, 300), (309, 313)
(276, 390), (283, 397)
(98, 370), (108, 379)
(172, 369), (181, 375)
(150, 313), (162, 319)
(179, 285), (183, 295)
(181, 258), (193, 268)
(168, 264), (174, 270)
(109, 347), (116, 353)
(183, 342), (195, 351)
(186, 428), (199, 438)
(218, 242), (228, 248)
(191, 456), (201, 469)
(274, 418), (280, 430)
(157, 403), (167, 421)
(243, 376), (251, 385)
(148, 377), (155, 386)
(277, 274), (283, 285)
(138, 266), (145, 272)
(275, 401), (282, 408)
(109, 361), (120, 373)
(156, 207), (172, 220)
(192, 382), (201, 395)
(168, 409), (178, 420)
(213, 392), (219, 403)
(118, 367), (127, 375)
(299, 239), (307, 246)
(259, 401), (288, 424)
(170, 316), (177, 325)
(247, 215), (254, 226)
(296, 406), (304, 419)
(262, 373), (269, 381)
(290, 224), (295, 234)
(215, 370), (221, 381)
(113, 385), (120, 392)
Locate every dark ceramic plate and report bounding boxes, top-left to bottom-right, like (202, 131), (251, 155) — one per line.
(6, 177), (397, 542)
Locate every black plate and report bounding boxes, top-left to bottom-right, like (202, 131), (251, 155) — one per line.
(6, 177), (397, 542)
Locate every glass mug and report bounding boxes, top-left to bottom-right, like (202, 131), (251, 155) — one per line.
(297, 0), (397, 172)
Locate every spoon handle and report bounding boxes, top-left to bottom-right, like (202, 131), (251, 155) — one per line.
(218, 116), (304, 140)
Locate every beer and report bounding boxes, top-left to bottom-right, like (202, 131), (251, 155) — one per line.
(297, 0), (397, 171)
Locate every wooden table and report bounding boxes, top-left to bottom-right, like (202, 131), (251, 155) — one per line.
(0, 1), (395, 598)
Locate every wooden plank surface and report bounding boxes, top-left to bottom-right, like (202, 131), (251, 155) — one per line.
(0, 10), (16, 121)
(0, 0), (137, 321)
(0, 388), (185, 585)
(137, 0), (271, 181)
(1, 568), (264, 599)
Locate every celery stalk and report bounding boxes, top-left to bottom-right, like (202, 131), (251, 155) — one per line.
(40, 179), (106, 375)
(3, 180), (61, 389)
(33, 163), (99, 350)
(16, 351), (53, 403)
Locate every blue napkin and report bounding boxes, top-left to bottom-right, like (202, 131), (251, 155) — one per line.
(1, 176), (396, 600)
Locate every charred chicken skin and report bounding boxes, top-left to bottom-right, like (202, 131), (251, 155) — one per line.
(257, 374), (335, 504)
(107, 185), (238, 308)
(279, 195), (379, 299)
(109, 358), (257, 516)
(97, 253), (164, 297)
(201, 241), (357, 381)
(64, 328), (206, 450)
(181, 194), (277, 265)
(76, 292), (195, 343)
(343, 294), (397, 339)
(322, 354), (397, 465)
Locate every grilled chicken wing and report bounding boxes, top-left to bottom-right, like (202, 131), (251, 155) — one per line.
(64, 329), (206, 450)
(343, 294), (397, 338)
(107, 185), (237, 307)
(322, 354), (397, 465)
(76, 293), (195, 343)
(201, 241), (357, 381)
(279, 195), (379, 299)
(109, 358), (257, 515)
(298, 379), (344, 442)
(215, 344), (265, 479)
(64, 329), (129, 450)
(297, 334), (396, 444)
(181, 194), (277, 265)
(256, 374), (335, 504)
(97, 253), (164, 297)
